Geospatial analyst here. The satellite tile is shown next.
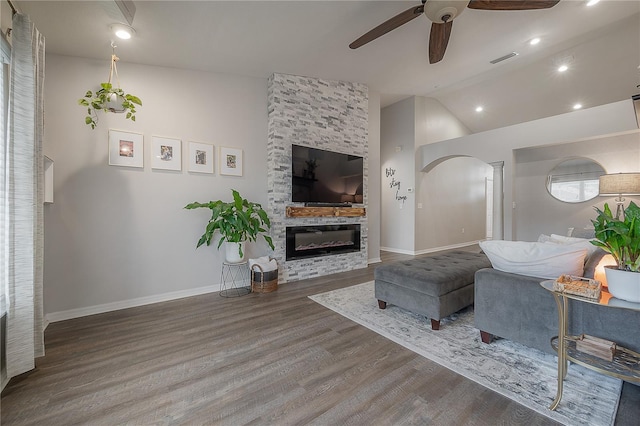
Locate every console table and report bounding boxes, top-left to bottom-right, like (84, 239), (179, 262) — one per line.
(540, 280), (640, 410)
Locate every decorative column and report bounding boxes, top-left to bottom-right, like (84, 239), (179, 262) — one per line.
(490, 161), (504, 240)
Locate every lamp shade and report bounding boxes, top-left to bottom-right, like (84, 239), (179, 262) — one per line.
(598, 173), (640, 196)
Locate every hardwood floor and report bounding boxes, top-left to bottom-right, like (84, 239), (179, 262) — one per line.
(1, 250), (636, 425)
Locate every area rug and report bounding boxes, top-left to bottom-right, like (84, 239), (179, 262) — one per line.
(309, 281), (622, 426)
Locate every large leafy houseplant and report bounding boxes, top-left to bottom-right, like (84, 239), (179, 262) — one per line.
(591, 201), (640, 272)
(185, 189), (274, 259)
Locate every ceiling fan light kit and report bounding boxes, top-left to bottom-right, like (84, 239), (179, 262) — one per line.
(423, 1), (466, 23)
(350, 0), (560, 64)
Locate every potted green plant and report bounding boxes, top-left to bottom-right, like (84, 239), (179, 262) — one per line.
(185, 189), (274, 263)
(78, 50), (142, 129)
(78, 82), (142, 129)
(591, 201), (640, 302)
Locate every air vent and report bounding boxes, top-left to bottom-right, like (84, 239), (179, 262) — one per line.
(490, 52), (519, 64)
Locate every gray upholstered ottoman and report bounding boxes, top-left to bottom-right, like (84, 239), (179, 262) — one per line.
(374, 251), (491, 330)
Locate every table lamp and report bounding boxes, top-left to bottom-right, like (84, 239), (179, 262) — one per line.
(598, 173), (640, 219)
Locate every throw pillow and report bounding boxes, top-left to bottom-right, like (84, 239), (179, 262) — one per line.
(479, 240), (587, 279)
(537, 234), (551, 243)
(568, 227), (596, 239)
(548, 234), (599, 262)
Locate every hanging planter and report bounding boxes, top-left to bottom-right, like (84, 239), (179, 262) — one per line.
(78, 44), (142, 129)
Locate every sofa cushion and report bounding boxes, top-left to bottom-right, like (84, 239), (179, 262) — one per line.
(479, 240), (587, 279)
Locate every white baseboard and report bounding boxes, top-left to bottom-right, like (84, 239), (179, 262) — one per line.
(368, 257), (382, 264)
(381, 241), (483, 256)
(379, 246), (415, 255)
(414, 240), (483, 256)
(45, 284), (221, 323)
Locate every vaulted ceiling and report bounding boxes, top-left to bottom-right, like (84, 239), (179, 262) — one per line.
(11, 0), (640, 133)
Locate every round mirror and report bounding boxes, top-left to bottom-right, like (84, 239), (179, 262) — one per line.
(546, 158), (606, 203)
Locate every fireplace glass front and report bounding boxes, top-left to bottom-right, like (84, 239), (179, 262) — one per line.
(286, 224), (361, 261)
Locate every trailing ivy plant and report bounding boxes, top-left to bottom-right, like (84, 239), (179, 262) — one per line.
(78, 82), (142, 130)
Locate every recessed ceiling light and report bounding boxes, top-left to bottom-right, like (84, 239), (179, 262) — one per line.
(475, 106), (483, 113)
(587, 0), (600, 6)
(529, 37), (541, 46)
(110, 23), (135, 40)
(558, 64), (569, 72)
(573, 103), (583, 110)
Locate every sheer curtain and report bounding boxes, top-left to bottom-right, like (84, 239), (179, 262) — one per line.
(0, 13), (45, 389)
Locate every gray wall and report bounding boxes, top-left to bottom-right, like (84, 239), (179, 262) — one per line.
(44, 55), (270, 320)
(416, 157), (492, 252)
(414, 97), (469, 145)
(419, 100), (640, 240)
(515, 133), (640, 241)
(380, 98), (416, 253)
(43, 55), (381, 320)
(413, 97), (476, 253)
(380, 96), (475, 254)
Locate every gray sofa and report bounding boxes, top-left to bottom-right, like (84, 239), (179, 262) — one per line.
(474, 251), (640, 355)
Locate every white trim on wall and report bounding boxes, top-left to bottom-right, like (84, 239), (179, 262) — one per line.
(45, 283), (221, 323)
(381, 240), (484, 256)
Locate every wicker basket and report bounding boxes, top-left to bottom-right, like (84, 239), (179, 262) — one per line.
(251, 262), (278, 293)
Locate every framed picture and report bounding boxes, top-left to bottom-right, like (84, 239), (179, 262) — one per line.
(108, 130), (144, 168)
(151, 136), (182, 171)
(188, 141), (214, 174)
(219, 146), (243, 177)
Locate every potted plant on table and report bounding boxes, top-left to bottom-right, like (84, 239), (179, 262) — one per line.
(591, 201), (640, 302)
(185, 189), (274, 263)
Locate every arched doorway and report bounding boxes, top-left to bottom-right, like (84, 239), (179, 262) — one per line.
(417, 156), (503, 251)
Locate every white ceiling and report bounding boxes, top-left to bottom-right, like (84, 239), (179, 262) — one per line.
(11, 0), (640, 133)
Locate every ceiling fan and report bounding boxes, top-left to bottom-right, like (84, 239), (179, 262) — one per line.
(349, 0), (560, 64)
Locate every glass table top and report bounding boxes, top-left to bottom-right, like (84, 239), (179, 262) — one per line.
(541, 280), (640, 312)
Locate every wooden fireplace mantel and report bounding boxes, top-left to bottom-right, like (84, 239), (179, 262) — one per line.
(286, 206), (366, 218)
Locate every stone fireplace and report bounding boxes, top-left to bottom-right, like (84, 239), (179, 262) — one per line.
(267, 73), (369, 282)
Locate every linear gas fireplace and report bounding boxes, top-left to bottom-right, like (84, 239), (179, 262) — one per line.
(286, 224), (361, 261)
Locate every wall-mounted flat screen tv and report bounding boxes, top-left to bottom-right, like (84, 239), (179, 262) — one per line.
(291, 144), (364, 206)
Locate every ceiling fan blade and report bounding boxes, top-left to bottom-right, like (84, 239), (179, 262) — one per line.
(349, 5), (425, 49)
(467, 0), (560, 10)
(429, 21), (453, 64)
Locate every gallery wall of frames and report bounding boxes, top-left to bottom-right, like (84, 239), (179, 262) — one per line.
(107, 129), (243, 176)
